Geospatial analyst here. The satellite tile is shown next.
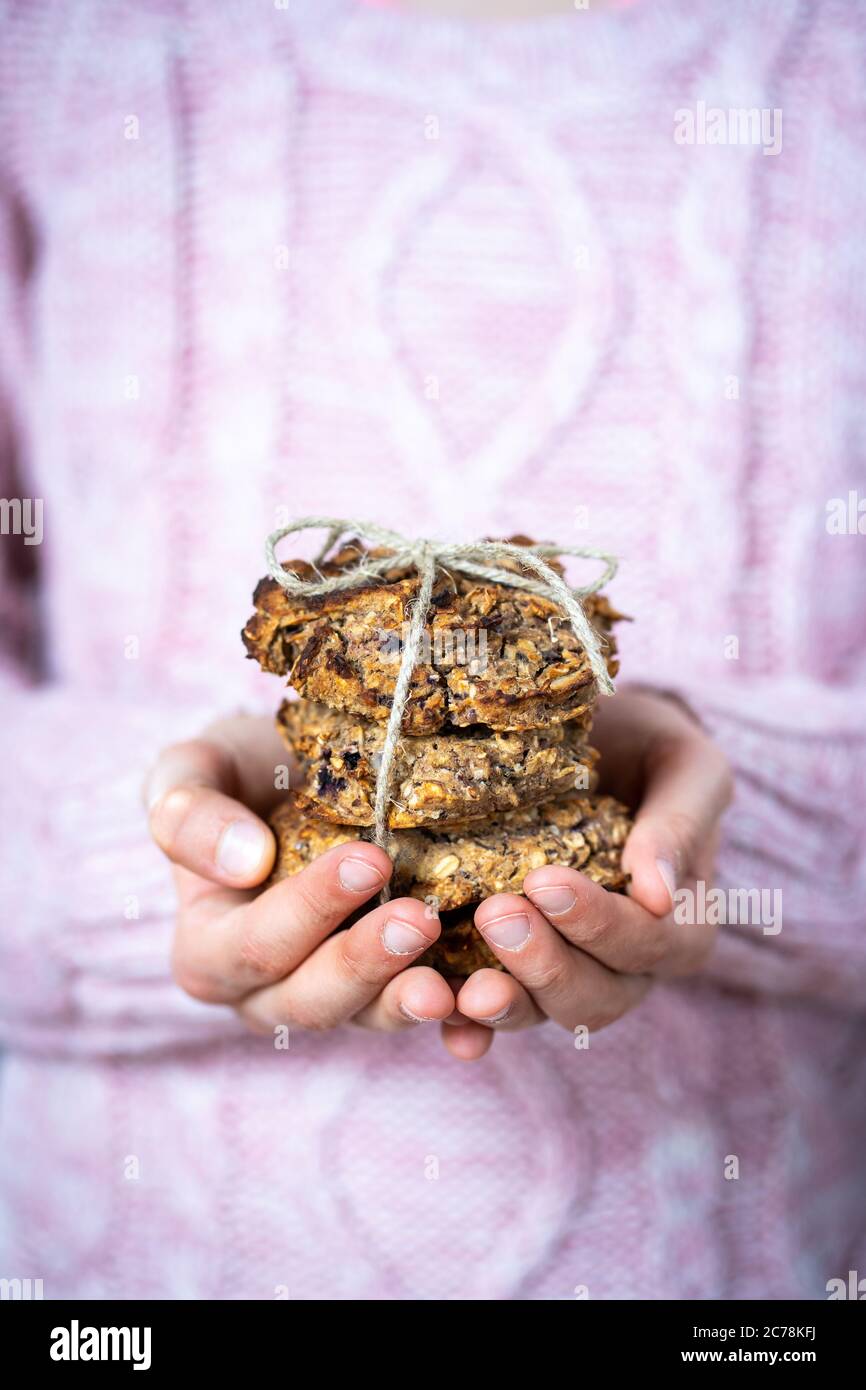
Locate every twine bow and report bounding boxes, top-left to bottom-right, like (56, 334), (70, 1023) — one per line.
(266, 516), (618, 878)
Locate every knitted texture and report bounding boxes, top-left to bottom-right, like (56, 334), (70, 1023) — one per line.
(0, 0), (864, 1299)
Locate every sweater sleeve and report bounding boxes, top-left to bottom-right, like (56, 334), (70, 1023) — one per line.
(676, 676), (866, 1011)
(0, 687), (252, 1057)
(0, 178), (247, 1058)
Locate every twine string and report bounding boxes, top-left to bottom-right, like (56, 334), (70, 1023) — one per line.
(371, 544), (436, 880)
(265, 516), (619, 876)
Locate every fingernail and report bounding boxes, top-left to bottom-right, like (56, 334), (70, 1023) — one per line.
(339, 856), (386, 893)
(382, 919), (430, 955)
(480, 912), (531, 951)
(217, 820), (268, 878)
(479, 1003), (512, 1025)
(656, 857), (677, 906)
(526, 886), (576, 917)
(399, 1002), (436, 1023)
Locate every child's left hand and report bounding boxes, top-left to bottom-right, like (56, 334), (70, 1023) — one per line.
(443, 689), (733, 1061)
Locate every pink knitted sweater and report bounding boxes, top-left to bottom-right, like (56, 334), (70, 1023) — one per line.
(1, 0), (864, 1300)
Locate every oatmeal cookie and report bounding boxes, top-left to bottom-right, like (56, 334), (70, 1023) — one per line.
(244, 538), (623, 735)
(278, 698), (598, 829)
(268, 790), (632, 912)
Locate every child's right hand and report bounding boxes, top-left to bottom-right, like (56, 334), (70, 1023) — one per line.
(144, 714), (493, 1055)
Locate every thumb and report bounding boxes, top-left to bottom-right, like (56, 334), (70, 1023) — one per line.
(145, 736), (276, 889)
(622, 735), (733, 916)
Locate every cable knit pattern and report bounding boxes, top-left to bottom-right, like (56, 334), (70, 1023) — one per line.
(0, 0), (864, 1299)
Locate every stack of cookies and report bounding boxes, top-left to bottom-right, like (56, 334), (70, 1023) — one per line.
(243, 536), (632, 975)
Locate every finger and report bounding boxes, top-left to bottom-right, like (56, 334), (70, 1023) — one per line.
(147, 738), (276, 888)
(454, 970), (543, 1031)
(439, 1019), (496, 1061)
(236, 896), (441, 1032)
(474, 893), (650, 1032)
(587, 687), (702, 805)
(352, 966), (455, 1032)
(523, 866), (713, 975)
(152, 784), (276, 889)
(144, 715), (290, 815)
(622, 734), (733, 915)
(172, 840), (392, 1002)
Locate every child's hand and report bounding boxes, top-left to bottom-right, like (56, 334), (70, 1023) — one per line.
(447, 690), (733, 1057)
(145, 715), (459, 1040)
